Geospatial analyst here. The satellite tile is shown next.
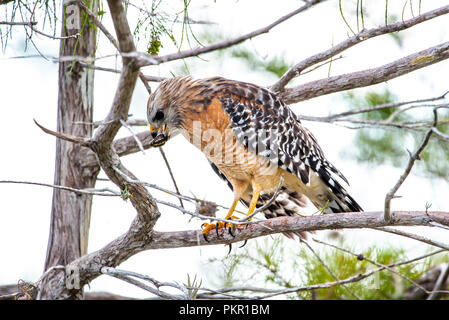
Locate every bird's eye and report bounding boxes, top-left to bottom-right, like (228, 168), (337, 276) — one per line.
(153, 110), (164, 122)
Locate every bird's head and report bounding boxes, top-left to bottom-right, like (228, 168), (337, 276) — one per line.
(147, 77), (190, 147)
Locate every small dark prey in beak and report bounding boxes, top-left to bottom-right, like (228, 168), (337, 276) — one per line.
(149, 124), (168, 147)
(151, 133), (168, 147)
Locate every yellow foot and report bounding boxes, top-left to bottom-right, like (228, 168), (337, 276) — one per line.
(201, 215), (240, 241)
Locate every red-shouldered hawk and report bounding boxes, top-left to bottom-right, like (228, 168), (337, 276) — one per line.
(147, 76), (363, 239)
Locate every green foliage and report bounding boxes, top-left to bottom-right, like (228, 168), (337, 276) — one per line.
(342, 89), (449, 179)
(419, 124), (449, 179)
(0, 0), (58, 51)
(133, 0), (201, 56)
(230, 47), (290, 78)
(342, 90), (410, 167)
(133, 1), (174, 56)
(298, 241), (413, 300)
(388, 31), (404, 48)
(184, 274), (202, 299)
(203, 235), (449, 300)
(196, 29), (290, 78)
(338, 0), (405, 48)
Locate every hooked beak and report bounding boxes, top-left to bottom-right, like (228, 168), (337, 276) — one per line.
(149, 123), (168, 147)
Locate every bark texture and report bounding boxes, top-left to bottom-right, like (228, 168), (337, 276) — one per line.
(40, 1), (99, 300)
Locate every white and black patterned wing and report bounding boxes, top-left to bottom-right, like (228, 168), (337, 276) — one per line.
(211, 78), (362, 213)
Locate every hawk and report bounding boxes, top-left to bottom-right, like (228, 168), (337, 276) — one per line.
(147, 76), (363, 238)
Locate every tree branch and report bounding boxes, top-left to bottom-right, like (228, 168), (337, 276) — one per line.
(403, 263), (449, 300)
(0, 180), (120, 197)
(146, 211), (449, 249)
(299, 92), (449, 123)
(271, 4), (449, 93)
(426, 264), (449, 300)
(0, 21), (37, 25)
(34, 119), (91, 147)
(35, 0), (160, 299)
(129, 0), (325, 68)
(384, 108), (438, 222)
(32, 210), (449, 300)
(76, 0), (117, 48)
(196, 247), (448, 299)
(374, 227), (449, 251)
(279, 41), (449, 104)
(312, 237), (430, 295)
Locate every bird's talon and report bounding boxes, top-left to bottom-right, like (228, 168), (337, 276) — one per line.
(215, 223), (220, 236)
(202, 222), (218, 239)
(228, 226), (235, 237)
(239, 240), (248, 248)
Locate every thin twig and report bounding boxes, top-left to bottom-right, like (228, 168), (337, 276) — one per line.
(374, 226), (449, 251)
(312, 237), (430, 295)
(101, 267), (185, 300)
(299, 92), (449, 123)
(77, 0), (117, 47)
(0, 180), (120, 197)
(34, 119), (91, 147)
(431, 127), (449, 142)
(139, 71), (152, 94)
(0, 20), (37, 25)
(141, 75), (167, 82)
(159, 148), (184, 209)
(384, 108), (438, 222)
(119, 119), (145, 154)
(301, 239), (361, 299)
(0, 21), (78, 40)
(429, 221), (449, 231)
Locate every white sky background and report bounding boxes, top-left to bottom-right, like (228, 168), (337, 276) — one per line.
(0, 0), (448, 298)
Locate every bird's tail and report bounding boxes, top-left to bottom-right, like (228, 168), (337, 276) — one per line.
(316, 168), (363, 214)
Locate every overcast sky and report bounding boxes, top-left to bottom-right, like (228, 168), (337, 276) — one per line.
(1, 0), (448, 298)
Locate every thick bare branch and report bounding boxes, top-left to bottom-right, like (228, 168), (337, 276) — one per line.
(87, 1), (158, 225)
(146, 211), (449, 250)
(271, 4), (449, 93)
(35, 0), (160, 300)
(130, 0), (325, 68)
(32, 210), (449, 299)
(90, 70), (139, 146)
(279, 41), (449, 104)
